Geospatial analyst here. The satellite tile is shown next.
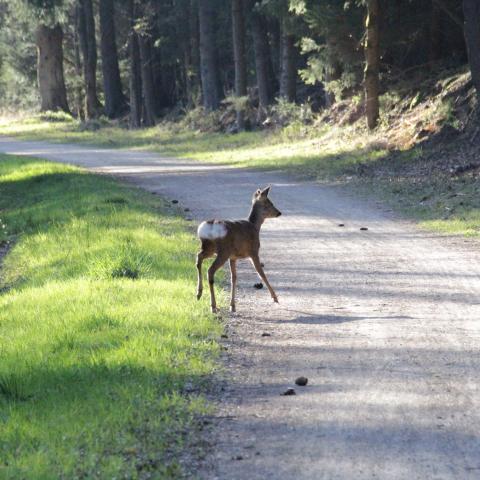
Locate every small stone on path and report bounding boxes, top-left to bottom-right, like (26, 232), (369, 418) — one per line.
(295, 376), (308, 386)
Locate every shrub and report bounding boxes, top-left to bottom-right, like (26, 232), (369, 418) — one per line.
(269, 98), (314, 127)
(177, 106), (222, 132)
(36, 110), (75, 123)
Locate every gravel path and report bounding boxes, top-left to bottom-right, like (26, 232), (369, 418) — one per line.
(1, 137), (480, 479)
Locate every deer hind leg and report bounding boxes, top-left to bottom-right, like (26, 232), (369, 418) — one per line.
(196, 242), (215, 300)
(229, 259), (237, 313)
(208, 253), (229, 313)
(251, 254), (279, 303)
(196, 251), (207, 300)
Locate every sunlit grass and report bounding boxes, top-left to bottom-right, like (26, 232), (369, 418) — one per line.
(0, 154), (223, 478)
(0, 115), (382, 177)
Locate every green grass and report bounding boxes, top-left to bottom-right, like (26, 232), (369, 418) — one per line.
(363, 175), (480, 237)
(0, 115), (382, 178)
(1, 114), (479, 238)
(0, 154), (222, 478)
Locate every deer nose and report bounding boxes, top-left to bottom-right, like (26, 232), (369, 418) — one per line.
(277, 211), (282, 217)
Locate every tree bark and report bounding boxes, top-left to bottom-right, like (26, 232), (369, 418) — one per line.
(279, 24), (297, 102)
(429, 0), (442, 64)
(364, 0), (380, 130)
(323, 36), (342, 107)
(139, 34), (156, 126)
(36, 24), (70, 113)
(232, 0), (247, 130)
(251, 8), (274, 117)
(198, 0), (221, 110)
(73, 9), (85, 120)
(78, 0), (102, 118)
(187, 0), (201, 107)
(99, 0), (127, 118)
(128, 0), (142, 128)
(463, 0), (480, 98)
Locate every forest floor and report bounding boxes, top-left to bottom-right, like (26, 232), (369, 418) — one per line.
(0, 137), (479, 479)
(0, 152), (222, 478)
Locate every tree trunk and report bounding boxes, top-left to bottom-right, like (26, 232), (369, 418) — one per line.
(128, 0), (142, 128)
(36, 24), (70, 113)
(99, 0), (127, 118)
(198, 0), (221, 110)
(463, 0), (480, 98)
(187, 0), (201, 107)
(73, 10), (85, 120)
(251, 9), (274, 118)
(429, 0), (442, 64)
(364, 0), (380, 130)
(279, 24), (297, 102)
(269, 18), (281, 82)
(324, 68), (335, 108)
(323, 36), (342, 107)
(78, 0), (102, 118)
(139, 34), (156, 126)
(232, 0), (247, 130)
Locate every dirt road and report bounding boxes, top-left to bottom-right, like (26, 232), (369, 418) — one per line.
(1, 137), (479, 479)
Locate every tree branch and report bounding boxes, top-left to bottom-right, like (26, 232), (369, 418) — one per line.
(433, 0), (463, 29)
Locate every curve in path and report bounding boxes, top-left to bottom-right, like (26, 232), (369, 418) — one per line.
(1, 137), (480, 479)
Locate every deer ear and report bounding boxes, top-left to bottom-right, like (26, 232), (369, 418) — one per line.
(261, 186), (271, 197)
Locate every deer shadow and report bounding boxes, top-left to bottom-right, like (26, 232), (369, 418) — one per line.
(277, 309), (414, 325)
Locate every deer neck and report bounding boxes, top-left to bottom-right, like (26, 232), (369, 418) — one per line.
(248, 203), (265, 231)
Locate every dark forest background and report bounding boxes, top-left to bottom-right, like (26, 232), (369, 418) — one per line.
(0, 0), (478, 131)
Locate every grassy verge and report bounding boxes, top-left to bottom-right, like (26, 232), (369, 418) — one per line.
(0, 154), (222, 478)
(360, 173), (480, 237)
(0, 114), (479, 238)
(0, 114), (382, 177)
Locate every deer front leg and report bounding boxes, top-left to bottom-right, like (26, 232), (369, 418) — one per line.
(229, 259), (237, 313)
(250, 254), (278, 303)
(208, 254), (228, 313)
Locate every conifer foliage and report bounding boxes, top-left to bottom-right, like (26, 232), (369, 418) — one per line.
(0, 0), (476, 128)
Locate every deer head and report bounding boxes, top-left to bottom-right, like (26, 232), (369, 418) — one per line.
(252, 186), (282, 219)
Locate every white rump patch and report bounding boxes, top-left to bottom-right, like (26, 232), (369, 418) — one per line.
(197, 221), (228, 240)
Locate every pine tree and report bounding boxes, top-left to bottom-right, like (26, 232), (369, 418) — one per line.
(463, 0), (480, 98)
(36, 23), (70, 112)
(364, 0), (380, 130)
(232, 0), (247, 130)
(77, 0), (102, 118)
(198, 0), (221, 110)
(99, 0), (127, 118)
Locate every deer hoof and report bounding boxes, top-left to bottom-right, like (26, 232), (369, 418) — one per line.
(211, 306), (218, 314)
(273, 296), (279, 304)
(196, 290), (202, 300)
(230, 305), (236, 313)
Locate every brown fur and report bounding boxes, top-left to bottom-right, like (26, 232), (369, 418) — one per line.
(196, 186), (281, 313)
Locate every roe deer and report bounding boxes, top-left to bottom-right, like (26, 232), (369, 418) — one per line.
(196, 186), (281, 313)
